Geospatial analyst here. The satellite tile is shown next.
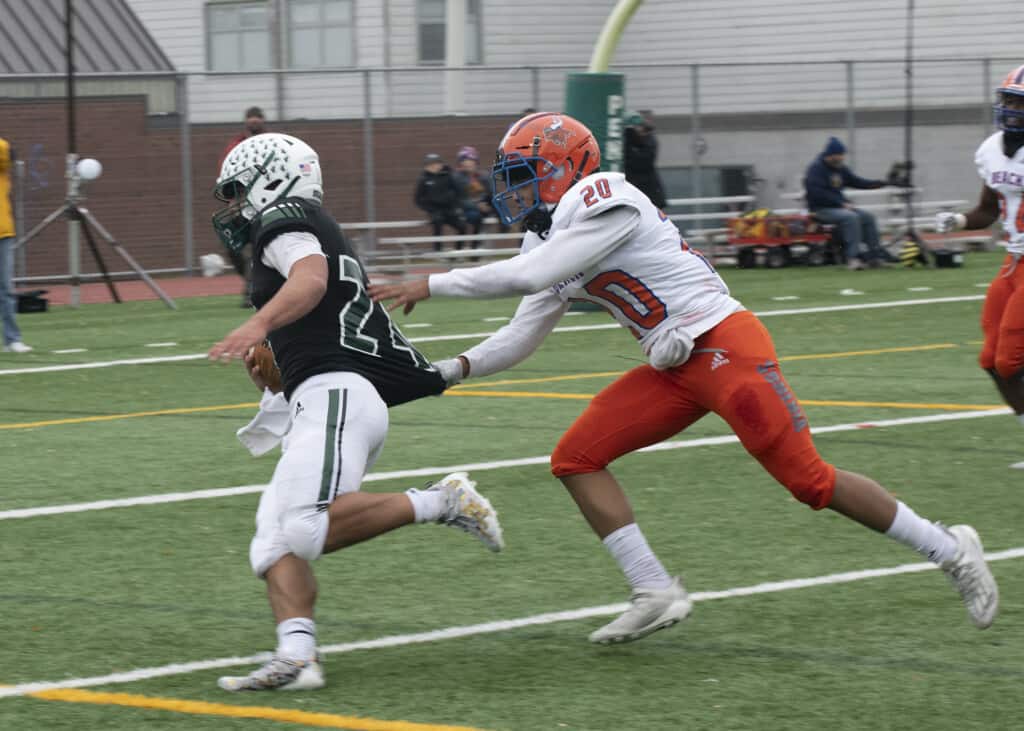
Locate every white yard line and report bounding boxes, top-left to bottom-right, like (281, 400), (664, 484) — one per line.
(0, 294), (984, 377)
(0, 407), (1008, 521)
(1, 545), (1021, 699)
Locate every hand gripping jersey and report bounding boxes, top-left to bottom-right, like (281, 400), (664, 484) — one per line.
(524, 173), (742, 350)
(976, 132), (1024, 254)
(249, 198), (446, 404)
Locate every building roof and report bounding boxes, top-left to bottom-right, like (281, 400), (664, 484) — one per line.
(0, 0), (174, 75)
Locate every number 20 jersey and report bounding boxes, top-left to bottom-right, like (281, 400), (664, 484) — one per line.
(249, 199), (446, 404)
(524, 172), (743, 344)
(975, 131), (1024, 254)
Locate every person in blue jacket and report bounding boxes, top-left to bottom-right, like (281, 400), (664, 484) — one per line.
(804, 137), (896, 269)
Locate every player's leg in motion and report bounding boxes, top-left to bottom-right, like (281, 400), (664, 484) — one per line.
(977, 257), (1024, 466)
(219, 375), (503, 691)
(552, 367), (705, 644)
(706, 312), (998, 629)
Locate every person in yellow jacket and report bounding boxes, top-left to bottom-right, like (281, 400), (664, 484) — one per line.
(0, 138), (31, 353)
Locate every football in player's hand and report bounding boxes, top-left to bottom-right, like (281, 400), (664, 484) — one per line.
(247, 342), (282, 393)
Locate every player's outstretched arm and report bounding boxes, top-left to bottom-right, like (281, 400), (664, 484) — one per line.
(935, 185), (1000, 232)
(437, 290), (570, 383)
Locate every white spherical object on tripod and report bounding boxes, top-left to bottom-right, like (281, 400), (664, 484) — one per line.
(76, 158), (103, 181)
(199, 252), (228, 277)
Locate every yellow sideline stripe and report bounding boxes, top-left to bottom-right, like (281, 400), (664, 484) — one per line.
(448, 390), (1001, 411)
(780, 343), (957, 361)
(29, 689), (489, 731)
(0, 343), (971, 430)
(452, 343), (959, 391)
(0, 403), (260, 430)
(449, 371), (624, 389)
(448, 389), (591, 400)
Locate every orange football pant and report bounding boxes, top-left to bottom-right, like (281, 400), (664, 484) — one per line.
(979, 254), (1024, 379)
(551, 311), (836, 509)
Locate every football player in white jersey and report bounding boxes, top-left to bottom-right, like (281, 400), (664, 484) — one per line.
(372, 112), (999, 642)
(207, 133), (504, 691)
(936, 64), (1024, 467)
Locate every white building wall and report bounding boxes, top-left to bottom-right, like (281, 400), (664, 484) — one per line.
(126, 0), (1024, 122)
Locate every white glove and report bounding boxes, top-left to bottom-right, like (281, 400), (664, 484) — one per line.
(434, 358), (465, 386)
(934, 212), (966, 233)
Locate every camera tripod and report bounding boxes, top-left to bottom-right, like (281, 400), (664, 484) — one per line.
(15, 154), (176, 309)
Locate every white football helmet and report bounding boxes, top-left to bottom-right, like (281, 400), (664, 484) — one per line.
(212, 133), (323, 251)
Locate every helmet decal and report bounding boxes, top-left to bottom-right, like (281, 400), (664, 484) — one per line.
(542, 117), (576, 148)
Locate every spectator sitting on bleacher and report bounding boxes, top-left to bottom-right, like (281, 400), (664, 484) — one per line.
(414, 153), (466, 252)
(453, 146), (507, 253)
(804, 137), (897, 270)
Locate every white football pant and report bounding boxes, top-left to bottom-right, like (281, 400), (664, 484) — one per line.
(249, 372), (389, 577)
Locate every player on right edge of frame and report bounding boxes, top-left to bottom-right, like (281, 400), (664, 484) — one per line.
(937, 64), (1024, 468)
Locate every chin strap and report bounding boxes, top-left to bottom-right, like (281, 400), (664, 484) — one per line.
(1005, 132), (1024, 157)
(523, 206), (553, 235)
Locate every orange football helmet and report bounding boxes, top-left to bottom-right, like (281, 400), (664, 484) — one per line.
(491, 112), (601, 227)
(995, 64), (1024, 132)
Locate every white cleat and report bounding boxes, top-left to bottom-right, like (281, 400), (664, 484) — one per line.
(1009, 461), (1024, 469)
(3, 341), (32, 353)
(431, 471), (504, 552)
(589, 577), (692, 644)
(218, 655), (325, 692)
(940, 525), (999, 629)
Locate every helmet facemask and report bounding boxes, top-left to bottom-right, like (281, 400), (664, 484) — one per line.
(491, 152), (559, 226)
(994, 90), (1024, 134)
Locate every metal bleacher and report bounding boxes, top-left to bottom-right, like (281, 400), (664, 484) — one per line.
(348, 189), (994, 275)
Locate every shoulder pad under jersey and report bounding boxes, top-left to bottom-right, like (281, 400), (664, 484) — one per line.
(554, 172), (642, 228)
(253, 199), (317, 248)
(975, 132), (1004, 180)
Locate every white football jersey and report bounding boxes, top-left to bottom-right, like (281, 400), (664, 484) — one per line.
(975, 131), (1024, 253)
(521, 172), (741, 345)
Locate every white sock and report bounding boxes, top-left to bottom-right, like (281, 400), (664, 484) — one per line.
(885, 501), (957, 564)
(602, 523), (673, 590)
(405, 487), (447, 523)
(276, 617), (317, 661)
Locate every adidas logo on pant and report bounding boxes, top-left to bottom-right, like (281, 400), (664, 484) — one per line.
(710, 351), (730, 371)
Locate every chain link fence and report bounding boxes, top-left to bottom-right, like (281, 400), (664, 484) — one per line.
(2, 57), (1013, 281)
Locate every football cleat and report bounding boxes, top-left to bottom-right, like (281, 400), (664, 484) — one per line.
(431, 472), (504, 552)
(217, 654), (325, 692)
(940, 525), (999, 629)
(589, 577), (692, 644)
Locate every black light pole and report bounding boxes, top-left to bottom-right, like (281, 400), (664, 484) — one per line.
(65, 0), (75, 157)
(64, 0), (83, 305)
(903, 0), (915, 229)
(895, 0), (929, 264)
